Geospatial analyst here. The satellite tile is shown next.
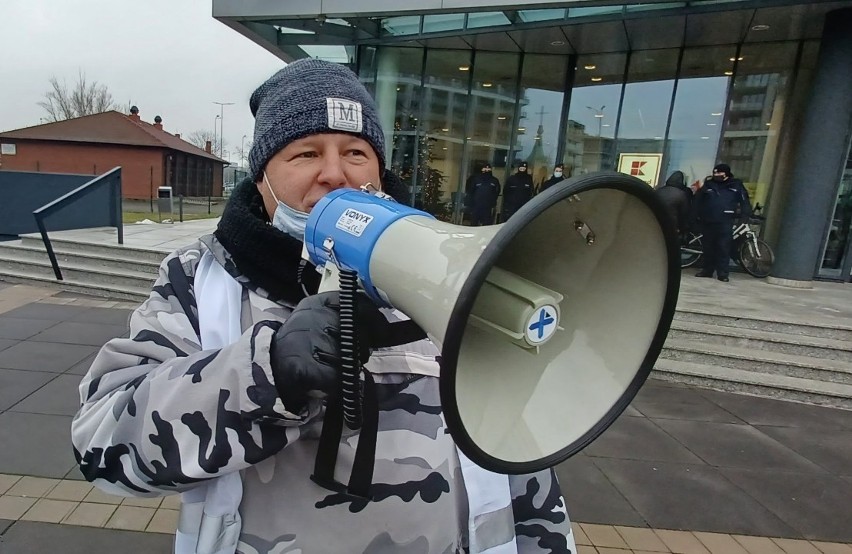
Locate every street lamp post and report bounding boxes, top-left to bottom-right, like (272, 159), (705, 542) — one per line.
(213, 115), (220, 153)
(213, 101), (234, 158)
(241, 134), (248, 168)
(587, 105), (606, 137)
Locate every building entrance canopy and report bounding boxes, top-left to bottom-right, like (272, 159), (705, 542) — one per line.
(213, 0), (843, 62)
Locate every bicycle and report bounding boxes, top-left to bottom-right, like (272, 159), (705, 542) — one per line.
(679, 215), (775, 278)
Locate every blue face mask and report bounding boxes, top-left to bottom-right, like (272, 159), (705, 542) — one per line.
(263, 172), (310, 240)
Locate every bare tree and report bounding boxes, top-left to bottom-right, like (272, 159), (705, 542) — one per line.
(38, 71), (117, 122)
(187, 130), (226, 157)
(234, 139), (253, 168)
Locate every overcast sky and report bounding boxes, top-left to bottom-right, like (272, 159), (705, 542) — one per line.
(0, 0), (286, 159)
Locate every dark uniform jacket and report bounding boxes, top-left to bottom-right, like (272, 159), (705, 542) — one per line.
(539, 174), (564, 193)
(694, 177), (751, 224)
(502, 172), (534, 219)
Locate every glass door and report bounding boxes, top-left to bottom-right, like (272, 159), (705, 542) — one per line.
(819, 143), (852, 280)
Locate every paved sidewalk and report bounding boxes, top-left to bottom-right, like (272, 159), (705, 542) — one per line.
(0, 246), (851, 552)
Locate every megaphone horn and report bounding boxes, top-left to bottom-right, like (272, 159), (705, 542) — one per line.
(305, 171), (681, 474)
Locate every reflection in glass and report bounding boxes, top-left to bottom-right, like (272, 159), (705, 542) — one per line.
(381, 16), (421, 36)
(513, 55), (567, 192)
(718, 42), (797, 208)
(565, 53), (627, 176)
(420, 50), (474, 220)
(373, 47), (425, 205)
(423, 13), (465, 33)
(820, 147), (852, 278)
(460, 52), (520, 223)
(615, 49), (678, 186)
(665, 46), (736, 186)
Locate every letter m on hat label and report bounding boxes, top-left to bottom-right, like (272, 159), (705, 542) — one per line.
(327, 98), (363, 133)
(336, 208), (373, 237)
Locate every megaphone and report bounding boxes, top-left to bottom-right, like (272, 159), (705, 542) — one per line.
(304, 171), (680, 474)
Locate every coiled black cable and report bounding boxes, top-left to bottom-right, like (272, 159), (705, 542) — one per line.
(338, 268), (362, 430)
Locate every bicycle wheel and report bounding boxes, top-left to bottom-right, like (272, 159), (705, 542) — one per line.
(680, 233), (703, 268)
(739, 239), (774, 278)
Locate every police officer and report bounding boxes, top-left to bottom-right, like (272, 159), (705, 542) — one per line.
(469, 162), (501, 226)
(694, 163), (751, 282)
(502, 161), (534, 221)
(539, 163), (565, 193)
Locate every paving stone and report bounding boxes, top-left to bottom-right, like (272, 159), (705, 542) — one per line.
(0, 474), (22, 495)
(615, 526), (669, 552)
(1, 303), (92, 321)
(68, 307), (132, 327)
(61, 502), (117, 528)
(720, 468), (852, 543)
(770, 538), (822, 554)
(809, 542), (852, 554)
(653, 529), (711, 553)
(20, 499), (78, 523)
(0, 338), (17, 353)
(0, 413), (77, 478)
(698, 391), (852, 431)
(0, 520), (174, 553)
(0, 518), (13, 534)
(120, 496), (162, 509)
(160, 494), (181, 510)
(651, 419), (825, 473)
(632, 387), (743, 424)
(593, 458), (797, 538)
(30, 321), (128, 347)
(82, 487), (124, 505)
(693, 531), (749, 554)
(0, 317), (58, 340)
(64, 354), (97, 376)
(0, 496), (36, 520)
(572, 522), (591, 546)
(577, 546), (598, 554)
(0, 341), (98, 373)
(45, 480), (93, 502)
(8, 373), (82, 416)
(0, 369), (58, 411)
(756, 426), (852, 476)
(584, 416), (702, 464)
(581, 523), (630, 549)
(6, 477), (60, 498)
(556, 454), (647, 527)
(146, 508), (179, 534)
(105, 505), (155, 531)
(732, 534), (786, 553)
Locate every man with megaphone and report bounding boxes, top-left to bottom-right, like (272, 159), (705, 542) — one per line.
(71, 59), (577, 554)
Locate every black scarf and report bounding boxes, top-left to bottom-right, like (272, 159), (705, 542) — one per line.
(213, 172), (409, 304)
(214, 177), (319, 304)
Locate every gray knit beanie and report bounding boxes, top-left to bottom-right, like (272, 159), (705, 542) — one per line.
(248, 59), (385, 181)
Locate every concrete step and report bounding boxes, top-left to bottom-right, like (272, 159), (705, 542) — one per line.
(0, 268), (150, 302)
(660, 339), (852, 385)
(18, 234), (167, 265)
(674, 309), (852, 342)
(0, 253), (156, 292)
(653, 358), (852, 410)
(0, 242), (161, 274)
(668, 320), (852, 363)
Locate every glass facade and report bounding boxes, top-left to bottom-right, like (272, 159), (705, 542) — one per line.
(361, 38), (806, 232)
(820, 145), (852, 279)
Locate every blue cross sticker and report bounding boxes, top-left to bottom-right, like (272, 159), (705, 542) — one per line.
(528, 307), (555, 340)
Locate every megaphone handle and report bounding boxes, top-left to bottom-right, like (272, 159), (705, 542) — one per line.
(338, 268), (363, 430)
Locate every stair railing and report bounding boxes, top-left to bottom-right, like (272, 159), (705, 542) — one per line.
(32, 167), (123, 281)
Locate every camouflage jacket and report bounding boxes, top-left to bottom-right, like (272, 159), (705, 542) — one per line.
(71, 235), (575, 553)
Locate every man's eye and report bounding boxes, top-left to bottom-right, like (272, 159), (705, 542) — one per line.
(296, 151), (317, 159)
(348, 149), (367, 157)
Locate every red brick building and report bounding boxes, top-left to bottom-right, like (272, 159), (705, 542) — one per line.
(0, 108), (226, 200)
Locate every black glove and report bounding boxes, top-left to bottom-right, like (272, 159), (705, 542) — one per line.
(268, 291), (425, 414)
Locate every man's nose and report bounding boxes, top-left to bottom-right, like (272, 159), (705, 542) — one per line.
(317, 155), (348, 189)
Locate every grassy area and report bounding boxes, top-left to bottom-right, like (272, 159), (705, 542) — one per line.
(122, 211), (220, 224)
